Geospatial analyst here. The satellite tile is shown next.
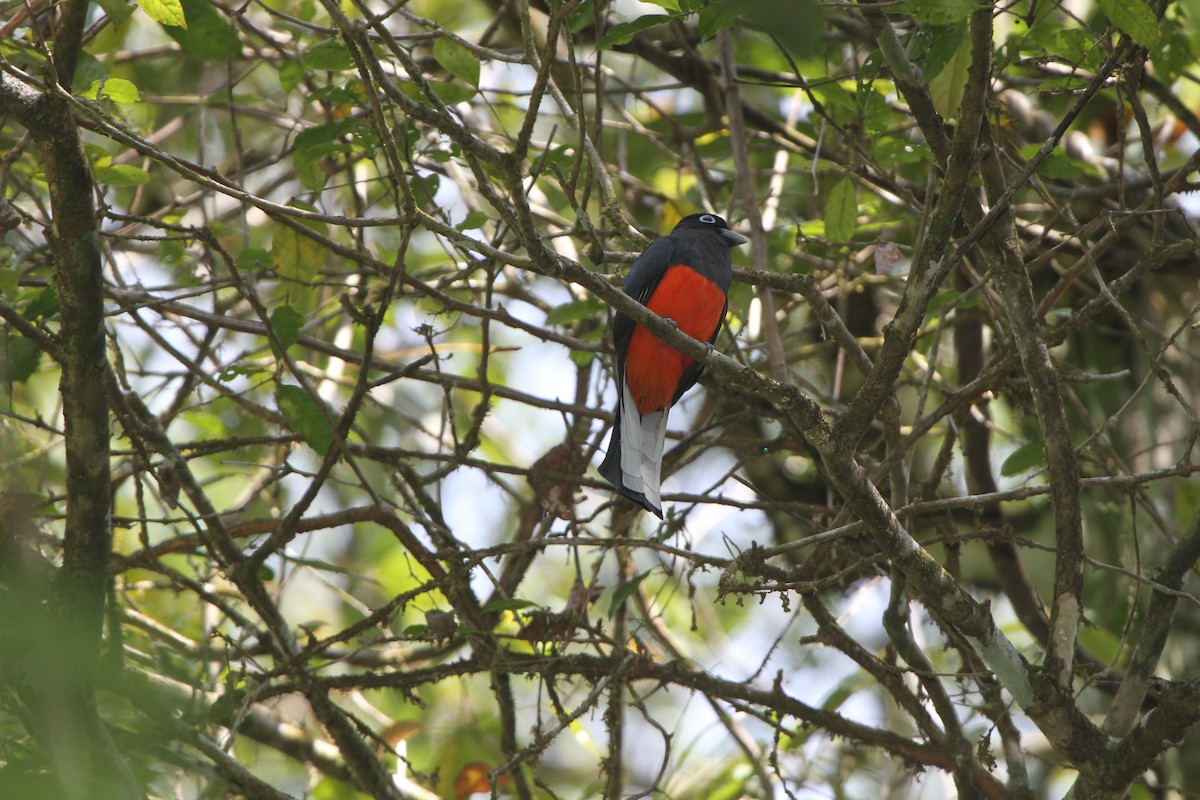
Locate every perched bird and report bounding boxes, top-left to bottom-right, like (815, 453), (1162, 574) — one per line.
(599, 213), (747, 517)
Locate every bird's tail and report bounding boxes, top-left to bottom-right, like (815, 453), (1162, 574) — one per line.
(598, 382), (667, 518)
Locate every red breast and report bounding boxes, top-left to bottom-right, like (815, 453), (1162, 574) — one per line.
(623, 264), (727, 415)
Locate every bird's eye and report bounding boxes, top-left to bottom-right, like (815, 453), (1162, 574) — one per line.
(699, 214), (717, 224)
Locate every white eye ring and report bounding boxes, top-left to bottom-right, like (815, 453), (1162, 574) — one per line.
(699, 214), (717, 224)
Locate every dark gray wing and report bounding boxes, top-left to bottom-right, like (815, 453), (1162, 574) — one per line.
(612, 235), (676, 358)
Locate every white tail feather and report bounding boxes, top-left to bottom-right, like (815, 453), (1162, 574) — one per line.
(620, 381), (667, 510)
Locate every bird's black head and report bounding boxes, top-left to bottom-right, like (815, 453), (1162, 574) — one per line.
(671, 213), (749, 247)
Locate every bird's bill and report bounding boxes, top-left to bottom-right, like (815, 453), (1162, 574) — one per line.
(721, 228), (749, 246)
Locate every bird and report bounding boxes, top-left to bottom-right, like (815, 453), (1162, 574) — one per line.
(599, 212), (747, 518)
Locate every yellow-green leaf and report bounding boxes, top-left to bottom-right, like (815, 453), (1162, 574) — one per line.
(922, 21), (967, 82)
(271, 225), (324, 280)
(545, 297), (605, 325)
(1028, 150), (1082, 180)
(1, 335), (42, 383)
(277, 385), (333, 456)
(824, 177), (857, 244)
(399, 79), (477, 105)
(909, 0), (975, 25)
(1096, 0), (1159, 48)
(698, 3), (740, 41)
(141, 0), (187, 28)
(482, 598), (537, 613)
(1077, 626), (1122, 666)
(433, 38), (480, 87)
(163, 0), (237, 60)
(597, 15), (670, 49)
(455, 210), (489, 231)
(303, 40), (355, 71)
(1000, 441), (1045, 476)
(82, 78), (141, 104)
(271, 214), (326, 313)
(928, 30), (972, 119)
(269, 305), (306, 358)
(94, 164), (151, 186)
(608, 570), (653, 617)
(0, 268), (18, 298)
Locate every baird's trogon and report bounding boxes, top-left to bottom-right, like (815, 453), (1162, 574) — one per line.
(599, 213), (747, 517)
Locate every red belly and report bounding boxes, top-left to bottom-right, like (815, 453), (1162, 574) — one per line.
(624, 265), (726, 415)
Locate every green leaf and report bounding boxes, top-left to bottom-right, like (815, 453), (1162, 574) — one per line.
(82, 78), (141, 104)
(397, 79), (477, 105)
(236, 247), (272, 272)
(739, 0), (823, 56)
(1018, 145), (1085, 180)
(1035, 76), (1090, 97)
(411, 173), (441, 206)
(698, 2), (740, 40)
(94, 164), (151, 186)
(303, 40), (355, 71)
(163, 0), (238, 60)
(928, 30), (972, 118)
(1152, 28), (1195, 84)
(272, 223), (322, 276)
(1032, 151), (1082, 180)
(1054, 27), (1103, 71)
(434, 81), (481, 104)
(277, 384), (334, 456)
(481, 598), (537, 614)
(922, 21), (967, 82)
(71, 53), (108, 92)
(24, 286), (59, 321)
(1096, 0), (1159, 48)
(1129, 785), (1154, 800)
(292, 117), (377, 189)
(824, 177), (857, 244)
(141, 0), (187, 27)
(269, 305), (306, 357)
(608, 570), (653, 617)
(280, 554), (350, 573)
(818, 672), (875, 713)
(1077, 626), (1122, 666)
(455, 210), (489, 231)
(873, 137), (926, 166)
(433, 38), (480, 87)
(545, 297), (605, 325)
(812, 81), (858, 127)
(278, 59), (304, 92)
(294, 118), (359, 152)
(907, 0), (974, 26)
(1, 335), (42, 383)
(1000, 442), (1045, 476)
(94, 0), (133, 26)
(568, 0), (596, 34)
(858, 86), (890, 136)
(922, 289), (959, 325)
(597, 15), (671, 49)
(218, 363), (268, 382)
(271, 210), (327, 314)
(432, 81), (477, 104)
(0, 268), (18, 298)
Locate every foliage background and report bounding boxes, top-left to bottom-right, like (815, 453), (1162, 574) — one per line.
(3, 0), (1200, 798)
